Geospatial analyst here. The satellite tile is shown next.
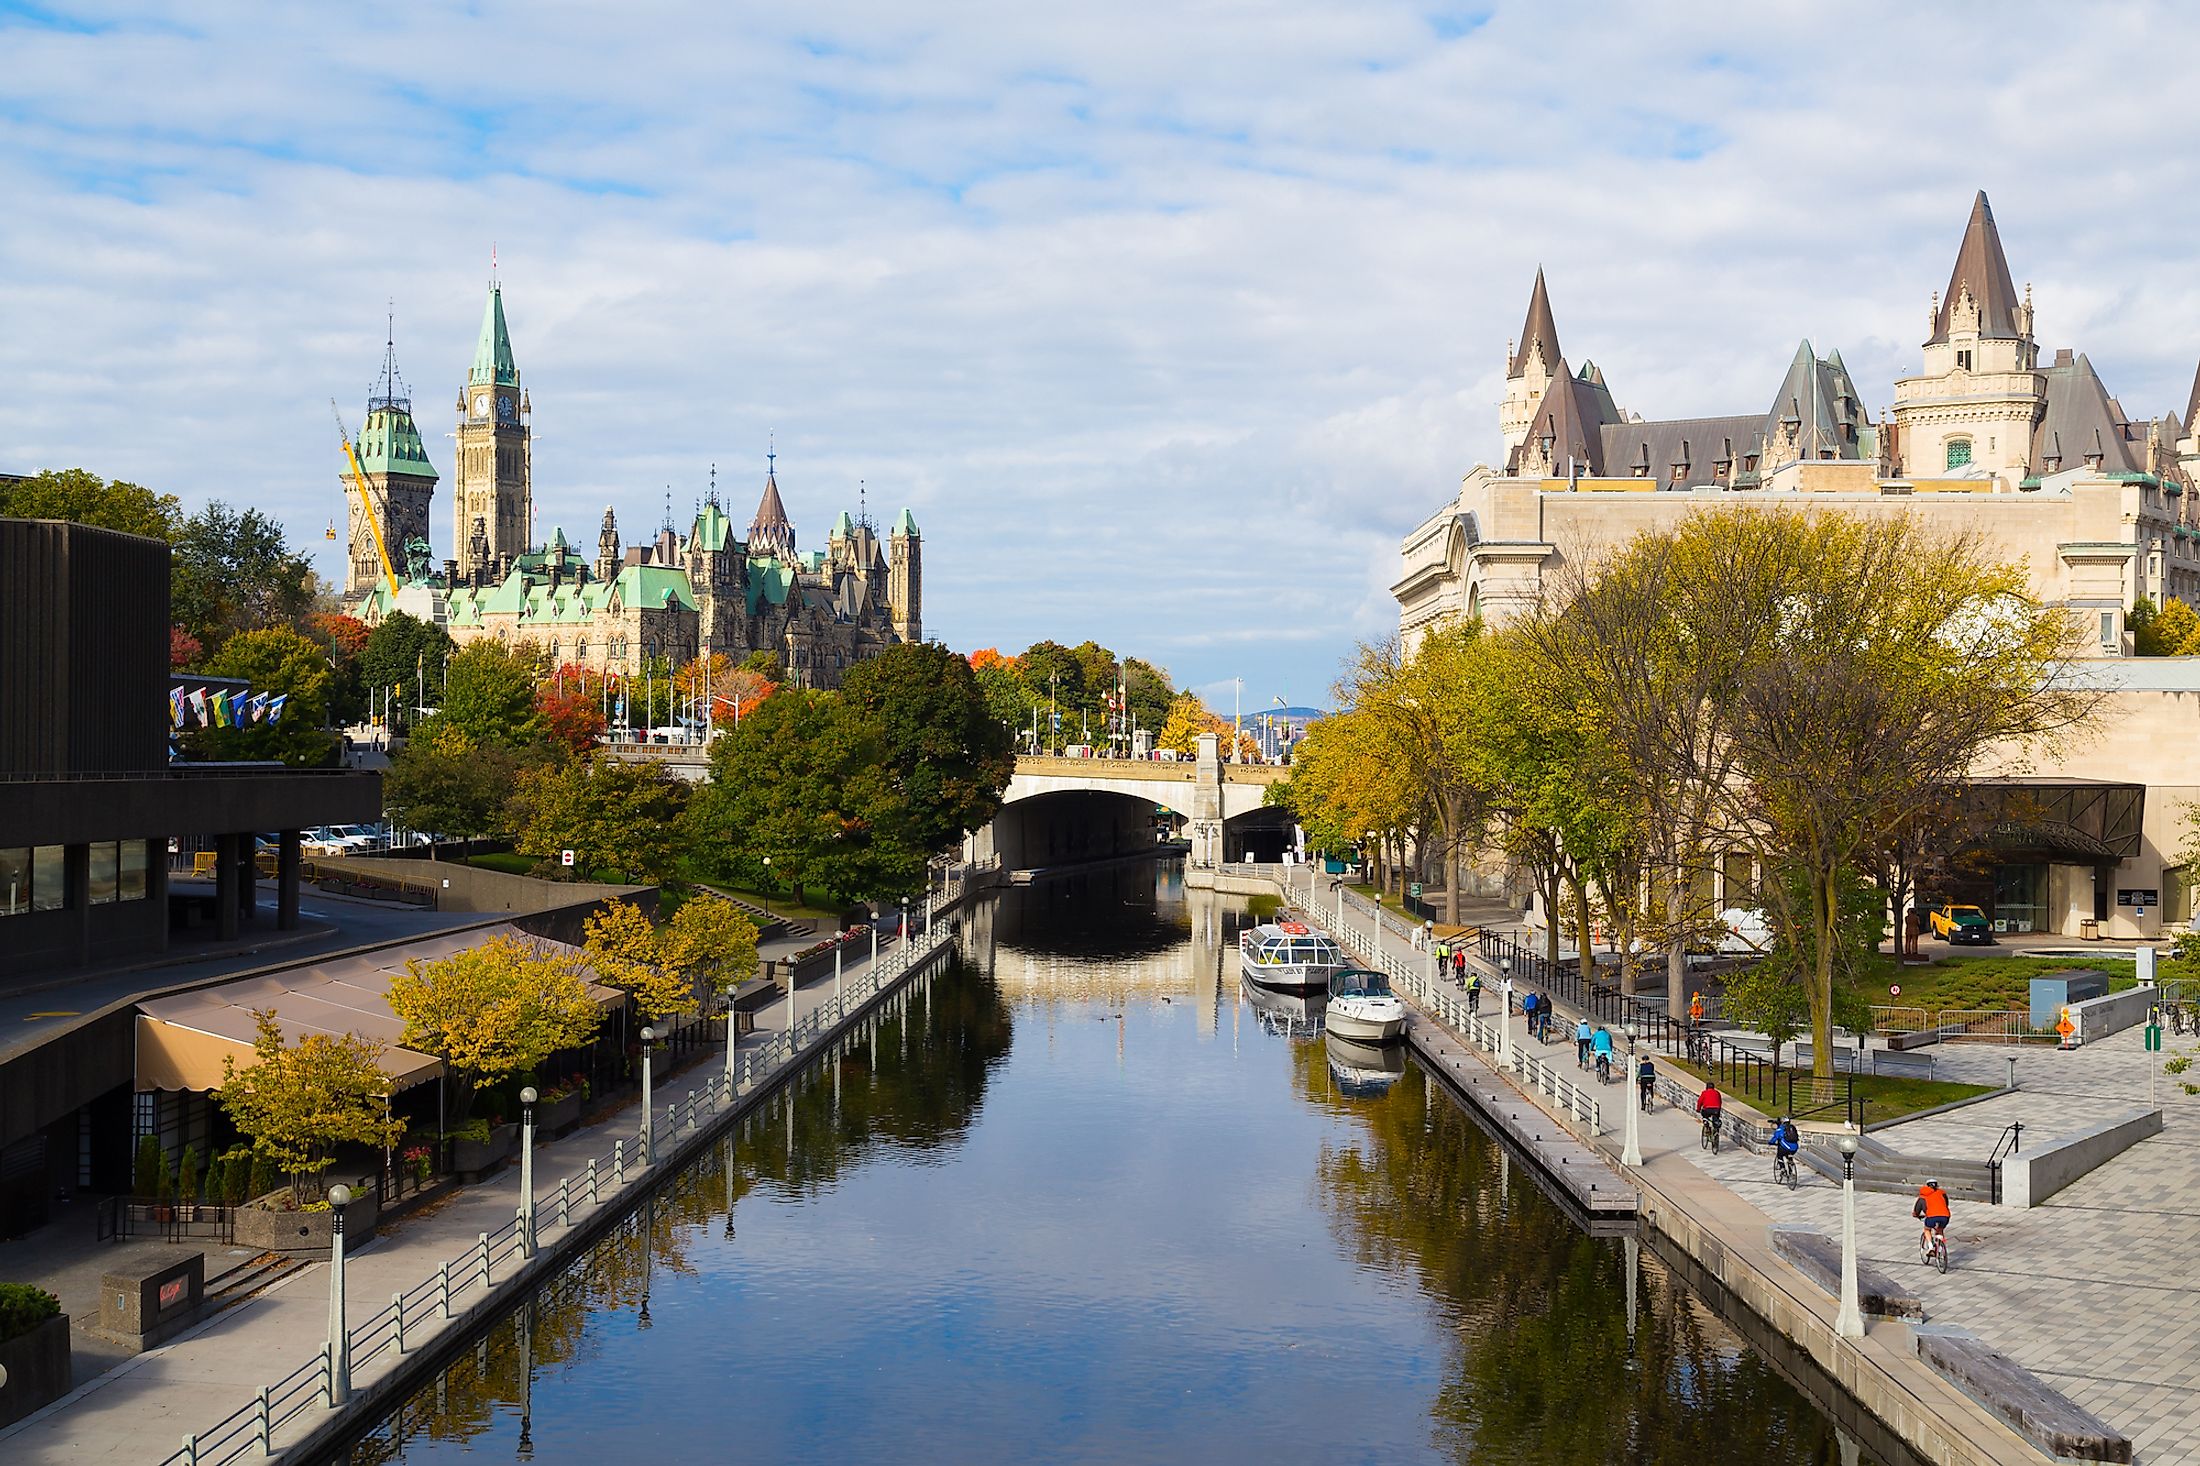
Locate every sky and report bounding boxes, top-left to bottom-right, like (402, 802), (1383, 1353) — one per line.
(8, 2), (2200, 707)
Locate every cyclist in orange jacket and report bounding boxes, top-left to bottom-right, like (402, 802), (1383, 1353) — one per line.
(1915, 1179), (1952, 1253)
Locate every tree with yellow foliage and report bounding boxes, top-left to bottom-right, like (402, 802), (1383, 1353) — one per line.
(217, 1010), (405, 1203)
(389, 935), (602, 1116)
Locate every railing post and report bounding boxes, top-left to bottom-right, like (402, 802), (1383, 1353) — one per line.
(588, 1158), (600, 1205)
(256, 1384), (272, 1452)
(556, 1177), (571, 1227)
(478, 1231), (491, 1285)
(182, 1433), (199, 1466)
(438, 1262), (451, 1319)
(615, 1139), (627, 1185)
(393, 1292), (407, 1353)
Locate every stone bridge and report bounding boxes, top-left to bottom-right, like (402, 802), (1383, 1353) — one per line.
(978, 735), (1294, 877)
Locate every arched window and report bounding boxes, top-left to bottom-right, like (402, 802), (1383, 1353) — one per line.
(1945, 438), (1973, 470)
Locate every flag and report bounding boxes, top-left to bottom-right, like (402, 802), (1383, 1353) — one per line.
(268, 694), (288, 725)
(208, 692), (227, 729)
(190, 688), (210, 726)
(247, 693), (269, 724)
(169, 688), (185, 728)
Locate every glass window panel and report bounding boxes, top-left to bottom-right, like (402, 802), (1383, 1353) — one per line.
(2164, 866), (2193, 927)
(89, 841), (120, 906)
(119, 840), (149, 902)
(32, 845), (65, 911)
(0, 848), (28, 916)
(1720, 850), (1756, 906)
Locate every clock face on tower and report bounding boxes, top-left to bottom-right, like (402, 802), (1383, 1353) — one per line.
(472, 392), (489, 418)
(497, 396), (515, 423)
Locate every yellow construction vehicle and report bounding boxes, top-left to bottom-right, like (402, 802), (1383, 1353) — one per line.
(332, 399), (400, 598)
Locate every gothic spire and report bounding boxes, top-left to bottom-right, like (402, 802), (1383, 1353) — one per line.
(1508, 268), (1563, 379)
(748, 450), (796, 559)
(1929, 191), (2023, 344)
(471, 280), (519, 387)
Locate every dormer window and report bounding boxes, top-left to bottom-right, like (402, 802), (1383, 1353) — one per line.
(1946, 438), (1973, 470)
(1957, 350), (1973, 372)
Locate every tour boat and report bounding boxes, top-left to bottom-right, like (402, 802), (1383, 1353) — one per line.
(1238, 920), (1347, 992)
(1239, 975), (1324, 1040)
(1324, 968), (1406, 1043)
(1325, 1032), (1407, 1096)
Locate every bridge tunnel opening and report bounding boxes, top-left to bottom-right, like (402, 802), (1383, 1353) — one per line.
(1222, 807), (1297, 863)
(984, 790), (1181, 874)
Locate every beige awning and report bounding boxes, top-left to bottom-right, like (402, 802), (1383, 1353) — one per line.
(135, 924), (624, 1094)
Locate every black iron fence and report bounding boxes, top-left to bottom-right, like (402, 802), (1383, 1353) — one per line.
(98, 1197), (236, 1244)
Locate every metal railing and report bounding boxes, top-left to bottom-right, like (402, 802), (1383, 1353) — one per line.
(98, 1197), (237, 1245)
(159, 913), (967, 1466)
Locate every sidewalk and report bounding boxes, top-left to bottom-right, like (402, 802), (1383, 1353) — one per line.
(1277, 863), (2200, 1466)
(0, 912), (959, 1465)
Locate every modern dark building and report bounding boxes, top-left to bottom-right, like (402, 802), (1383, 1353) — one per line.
(0, 518), (379, 1232)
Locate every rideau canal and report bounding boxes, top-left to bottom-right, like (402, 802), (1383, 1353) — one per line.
(337, 863), (1918, 1465)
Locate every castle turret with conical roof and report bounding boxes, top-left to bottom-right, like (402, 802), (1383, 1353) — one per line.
(1500, 268), (1579, 468)
(747, 456), (796, 560)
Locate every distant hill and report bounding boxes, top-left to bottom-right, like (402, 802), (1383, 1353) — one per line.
(1203, 703), (1329, 722)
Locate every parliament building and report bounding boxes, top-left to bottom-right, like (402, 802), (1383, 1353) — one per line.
(346, 281), (920, 689)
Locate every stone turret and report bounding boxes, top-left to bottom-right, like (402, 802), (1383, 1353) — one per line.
(596, 506), (621, 583)
(890, 506), (921, 643)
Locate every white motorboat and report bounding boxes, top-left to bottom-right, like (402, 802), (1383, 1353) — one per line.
(1238, 920), (1346, 992)
(1325, 1032), (1406, 1096)
(1324, 968), (1406, 1043)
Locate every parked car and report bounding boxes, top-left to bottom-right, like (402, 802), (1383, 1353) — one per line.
(1929, 903), (1993, 944)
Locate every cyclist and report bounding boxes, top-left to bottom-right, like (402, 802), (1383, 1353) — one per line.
(1464, 970), (1482, 1015)
(1575, 1017), (1594, 1069)
(1770, 1115), (1801, 1183)
(1914, 1178), (1952, 1257)
(1636, 1052), (1657, 1111)
(1591, 1024), (1614, 1082)
(1696, 1081), (1724, 1149)
(1521, 989), (1538, 1035)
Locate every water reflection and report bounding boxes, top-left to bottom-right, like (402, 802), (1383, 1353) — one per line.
(344, 861), (1911, 1466)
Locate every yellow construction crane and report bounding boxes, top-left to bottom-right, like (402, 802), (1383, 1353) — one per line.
(331, 399), (400, 597)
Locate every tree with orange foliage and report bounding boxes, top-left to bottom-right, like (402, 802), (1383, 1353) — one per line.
(968, 646), (1018, 674)
(536, 682), (608, 755)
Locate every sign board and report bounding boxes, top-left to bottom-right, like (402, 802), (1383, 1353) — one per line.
(1408, 883), (1423, 899)
(2117, 889), (2159, 907)
(2138, 944), (2157, 985)
(2146, 1023), (2164, 1052)
(560, 850), (576, 868)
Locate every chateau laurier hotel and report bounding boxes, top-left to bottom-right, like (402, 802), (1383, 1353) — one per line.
(343, 279), (921, 690)
(1395, 193), (2200, 942)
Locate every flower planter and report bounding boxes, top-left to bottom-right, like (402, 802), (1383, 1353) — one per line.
(539, 1092), (583, 1137)
(451, 1123), (518, 1182)
(232, 1190), (381, 1257)
(0, 1313), (71, 1428)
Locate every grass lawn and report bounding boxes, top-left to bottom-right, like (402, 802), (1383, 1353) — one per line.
(1667, 1056), (1996, 1126)
(466, 852), (534, 875)
(1857, 953), (2144, 1012)
(701, 883), (843, 925)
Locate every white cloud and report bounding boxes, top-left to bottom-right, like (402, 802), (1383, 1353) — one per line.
(6, 1), (2200, 702)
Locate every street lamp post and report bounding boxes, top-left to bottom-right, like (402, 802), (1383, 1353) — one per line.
(1836, 1134), (1865, 1338)
(760, 856), (772, 920)
(327, 1184), (354, 1405)
(639, 1026), (657, 1167)
(1500, 957), (1514, 1066)
(518, 1086), (538, 1257)
(1622, 1036), (1644, 1166)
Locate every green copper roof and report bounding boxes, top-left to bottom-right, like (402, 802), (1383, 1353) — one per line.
(831, 510), (854, 539)
(692, 501), (733, 553)
(470, 285), (519, 388)
(893, 507), (919, 536)
(613, 564), (700, 613)
(745, 557), (792, 613)
(357, 403), (439, 482)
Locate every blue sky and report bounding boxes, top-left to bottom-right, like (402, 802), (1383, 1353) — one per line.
(7, 2), (2200, 705)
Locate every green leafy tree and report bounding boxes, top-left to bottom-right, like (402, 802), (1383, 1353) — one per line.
(390, 935), (603, 1119)
(971, 656), (1034, 738)
(134, 1135), (167, 1201)
(382, 724), (526, 853)
(582, 898), (697, 1020)
(690, 689), (924, 904)
(840, 641), (1015, 853)
(739, 648), (786, 681)
(171, 503), (314, 655)
(0, 467), (182, 539)
(195, 628), (337, 766)
(510, 756), (687, 883)
(433, 639), (547, 748)
(360, 611), (457, 730)
(216, 1010), (406, 1202)
(660, 897), (760, 998)
(1122, 657), (1176, 735)
(2141, 597), (2200, 656)
(1017, 640), (1088, 719)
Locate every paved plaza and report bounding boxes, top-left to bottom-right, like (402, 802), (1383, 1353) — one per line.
(1276, 865), (2200, 1466)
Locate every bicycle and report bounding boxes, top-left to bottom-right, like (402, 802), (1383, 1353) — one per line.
(1920, 1226), (1950, 1272)
(1773, 1149), (1798, 1189)
(1699, 1111), (1722, 1153)
(1595, 1051), (1613, 1085)
(1685, 1026), (1711, 1066)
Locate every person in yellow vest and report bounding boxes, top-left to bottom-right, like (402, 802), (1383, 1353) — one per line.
(2056, 1004), (2077, 1050)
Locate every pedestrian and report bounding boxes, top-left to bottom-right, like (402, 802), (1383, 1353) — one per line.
(1575, 1016), (1594, 1070)
(1504, 975), (1516, 1017)
(1636, 1052), (1656, 1111)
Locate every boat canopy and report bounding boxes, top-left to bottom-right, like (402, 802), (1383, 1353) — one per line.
(1246, 925), (1341, 965)
(1330, 970), (1392, 998)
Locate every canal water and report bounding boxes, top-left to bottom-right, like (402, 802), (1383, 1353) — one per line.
(340, 862), (1907, 1465)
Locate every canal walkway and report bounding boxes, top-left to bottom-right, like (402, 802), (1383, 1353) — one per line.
(0, 906), (972, 1466)
(1263, 863), (2199, 1466)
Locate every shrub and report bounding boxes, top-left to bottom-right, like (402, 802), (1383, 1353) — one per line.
(0, 1283), (61, 1345)
(220, 1147), (253, 1205)
(176, 1145), (202, 1207)
(249, 1152), (281, 1200)
(134, 1136), (166, 1202)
